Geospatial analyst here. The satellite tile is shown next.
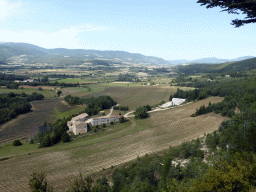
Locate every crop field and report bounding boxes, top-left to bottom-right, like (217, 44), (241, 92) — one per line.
(62, 84), (193, 110)
(0, 87), (57, 98)
(0, 99), (85, 145)
(0, 97), (226, 192)
(95, 86), (193, 110)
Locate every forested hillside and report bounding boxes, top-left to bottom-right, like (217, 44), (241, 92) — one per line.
(177, 57), (256, 75)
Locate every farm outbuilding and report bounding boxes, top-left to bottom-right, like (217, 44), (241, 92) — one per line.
(172, 98), (186, 105)
(160, 98), (186, 108)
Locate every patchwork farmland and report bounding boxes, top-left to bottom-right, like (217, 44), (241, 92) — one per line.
(0, 96), (226, 192)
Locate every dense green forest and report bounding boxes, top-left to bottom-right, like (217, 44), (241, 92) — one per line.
(0, 92), (44, 124)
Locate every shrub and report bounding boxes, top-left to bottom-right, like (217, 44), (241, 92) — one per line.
(119, 116), (125, 123)
(96, 125), (99, 128)
(103, 123), (106, 128)
(57, 90), (62, 96)
(38, 87), (43, 90)
(62, 132), (71, 143)
(13, 139), (22, 146)
(135, 106), (149, 119)
(28, 172), (54, 192)
(29, 139), (34, 144)
(110, 121), (114, 125)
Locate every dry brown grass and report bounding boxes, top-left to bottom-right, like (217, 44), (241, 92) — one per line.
(0, 97), (227, 192)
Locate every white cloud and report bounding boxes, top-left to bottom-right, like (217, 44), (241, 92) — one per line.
(79, 24), (108, 32)
(0, 25), (108, 49)
(0, 0), (21, 20)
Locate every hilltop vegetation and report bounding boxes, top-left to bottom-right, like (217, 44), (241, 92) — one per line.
(176, 57), (256, 75)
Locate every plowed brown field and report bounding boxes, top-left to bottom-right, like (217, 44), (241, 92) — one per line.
(0, 97), (227, 192)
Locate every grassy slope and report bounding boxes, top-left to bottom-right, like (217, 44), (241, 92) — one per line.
(0, 97), (227, 192)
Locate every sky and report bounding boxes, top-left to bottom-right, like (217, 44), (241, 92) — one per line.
(0, 0), (255, 61)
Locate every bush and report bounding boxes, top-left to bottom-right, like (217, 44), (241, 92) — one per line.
(29, 139), (34, 144)
(135, 106), (149, 119)
(62, 132), (71, 143)
(67, 173), (93, 192)
(57, 90), (62, 96)
(110, 121), (114, 125)
(38, 87), (43, 90)
(13, 139), (22, 146)
(103, 123), (106, 128)
(28, 172), (54, 192)
(119, 116), (125, 123)
(96, 125), (99, 128)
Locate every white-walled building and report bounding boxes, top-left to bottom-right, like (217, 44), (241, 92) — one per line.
(160, 98), (186, 108)
(91, 116), (120, 126)
(172, 98), (186, 105)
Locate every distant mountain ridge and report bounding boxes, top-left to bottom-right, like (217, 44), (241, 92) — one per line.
(0, 42), (170, 65)
(0, 42), (254, 66)
(169, 56), (255, 65)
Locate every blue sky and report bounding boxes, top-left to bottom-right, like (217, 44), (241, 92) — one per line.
(0, 0), (255, 60)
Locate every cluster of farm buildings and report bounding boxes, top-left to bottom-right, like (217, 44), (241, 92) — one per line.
(67, 98), (186, 135)
(67, 113), (120, 135)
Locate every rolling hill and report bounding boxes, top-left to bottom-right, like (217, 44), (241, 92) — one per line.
(0, 42), (171, 66)
(177, 57), (256, 74)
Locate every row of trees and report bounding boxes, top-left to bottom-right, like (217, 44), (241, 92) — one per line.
(113, 106), (129, 111)
(0, 73), (27, 81)
(169, 88), (207, 102)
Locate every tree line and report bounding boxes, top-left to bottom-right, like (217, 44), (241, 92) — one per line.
(0, 92), (44, 124)
(64, 95), (117, 116)
(113, 106), (129, 111)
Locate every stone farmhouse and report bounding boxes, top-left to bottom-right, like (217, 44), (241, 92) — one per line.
(91, 116), (120, 126)
(67, 113), (89, 135)
(67, 113), (121, 135)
